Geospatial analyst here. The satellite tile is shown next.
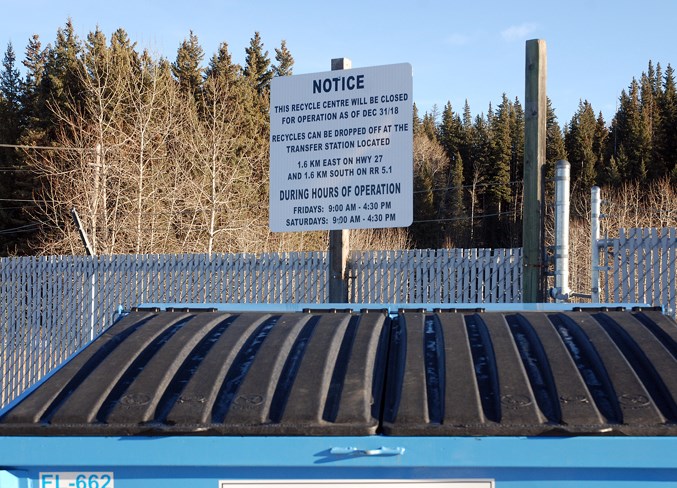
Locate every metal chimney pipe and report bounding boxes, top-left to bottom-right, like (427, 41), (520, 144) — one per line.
(591, 186), (601, 303)
(550, 160), (571, 302)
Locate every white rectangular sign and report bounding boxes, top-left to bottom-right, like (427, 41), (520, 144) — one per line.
(269, 63), (413, 232)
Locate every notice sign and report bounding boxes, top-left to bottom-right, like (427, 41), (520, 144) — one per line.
(269, 63), (413, 232)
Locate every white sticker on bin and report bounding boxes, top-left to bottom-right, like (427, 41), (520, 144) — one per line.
(39, 472), (114, 488)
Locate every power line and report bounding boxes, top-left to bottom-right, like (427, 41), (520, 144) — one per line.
(0, 167), (31, 172)
(413, 180), (523, 195)
(0, 143), (93, 152)
(413, 210), (517, 224)
(0, 223), (40, 235)
(0, 198), (40, 203)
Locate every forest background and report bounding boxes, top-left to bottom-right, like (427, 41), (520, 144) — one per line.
(0, 22), (675, 259)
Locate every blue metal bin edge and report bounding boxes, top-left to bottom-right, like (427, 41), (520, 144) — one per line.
(2, 436), (677, 488)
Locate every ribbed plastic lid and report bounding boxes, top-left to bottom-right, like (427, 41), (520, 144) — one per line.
(0, 309), (389, 435)
(2, 308), (676, 436)
(382, 309), (677, 436)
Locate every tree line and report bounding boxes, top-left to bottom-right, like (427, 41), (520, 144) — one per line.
(0, 21), (300, 256)
(412, 60), (676, 249)
(0, 21), (675, 256)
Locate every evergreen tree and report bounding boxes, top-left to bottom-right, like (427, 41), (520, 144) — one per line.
(613, 80), (651, 181)
(110, 28), (136, 58)
(438, 101), (463, 159)
(654, 62), (664, 98)
(0, 42), (22, 150)
(83, 28), (108, 80)
(436, 102), (468, 245)
(0, 42), (27, 254)
(47, 19), (83, 100)
(566, 100), (598, 188)
(479, 95), (514, 246)
(203, 40), (261, 169)
(593, 111), (609, 182)
(541, 98), (566, 238)
(459, 99), (474, 185)
(657, 64), (677, 180)
(604, 155), (622, 187)
(545, 98), (566, 172)
(1, 42), (22, 118)
(507, 97), (524, 245)
(420, 105), (438, 141)
(641, 63), (660, 139)
(488, 95), (513, 209)
(446, 149), (467, 246)
(20, 35), (47, 138)
(238, 34), (273, 183)
(640, 65), (662, 179)
(412, 103), (422, 135)
(37, 19), (84, 143)
(205, 42), (240, 83)
(462, 100), (473, 129)
(467, 113), (491, 247)
(509, 97), (524, 193)
(109, 28), (139, 84)
(22, 35), (45, 91)
(273, 40), (294, 77)
(172, 30), (204, 101)
(243, 32), (273, 95)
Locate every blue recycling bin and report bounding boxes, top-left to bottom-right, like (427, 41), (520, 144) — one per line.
(2, 305), (677, 487)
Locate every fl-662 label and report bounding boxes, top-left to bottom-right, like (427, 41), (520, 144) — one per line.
(39, 472), (114, 488)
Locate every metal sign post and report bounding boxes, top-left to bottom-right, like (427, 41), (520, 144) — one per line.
(329, 58), (352, 303)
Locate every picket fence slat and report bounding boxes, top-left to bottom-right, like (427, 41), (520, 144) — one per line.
(613, 235), (621, 302)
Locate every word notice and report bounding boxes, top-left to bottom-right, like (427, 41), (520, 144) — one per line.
(269, 63), (413, 232)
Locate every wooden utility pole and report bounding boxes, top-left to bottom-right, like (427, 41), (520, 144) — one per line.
(328, 57), (351, 303)
(522, 39), (547, 302)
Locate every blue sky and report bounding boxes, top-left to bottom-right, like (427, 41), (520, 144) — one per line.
(1, 0), (675, 125)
